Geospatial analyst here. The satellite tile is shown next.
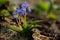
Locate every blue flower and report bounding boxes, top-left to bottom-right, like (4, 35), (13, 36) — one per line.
(13, 8), (19, 14)
(13, 11), (17, 15)
(21, 1), (31, 12)
(17, 9), (27, 16)
(17, 9), (21, 13)
(27, 7), (31, 12)
(21, 2), (28, 14)
(13, 14), (18, 18)
(21, 7), (26, 11)
(21, 1), (28, 8)
(13, 1), (31, 17)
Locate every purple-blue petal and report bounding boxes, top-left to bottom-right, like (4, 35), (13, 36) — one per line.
(27, 7), (31, 12)
(21, 7), (26, 11)
(17, 9), (25, 15)
(23, 11), (27, 16)
(21, 1), (28, 8)
(13, 11), (17, 15)
(13, 14), (18, 18)
(17, 9), (21, 13)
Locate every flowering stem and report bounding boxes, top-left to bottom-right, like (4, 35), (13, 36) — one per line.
(16, 18), (23, 31)
(23, 16), (26, 27)
(18, 14), (21, 24)
(17, 14), (23, 31)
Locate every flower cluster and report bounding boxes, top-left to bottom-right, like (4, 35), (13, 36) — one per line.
(13, 1), (31, 18)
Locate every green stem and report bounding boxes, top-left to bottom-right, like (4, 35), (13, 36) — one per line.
(7, 25), (21, 32)
(17, 14), (23, 31)
(23, 16), (27, 27)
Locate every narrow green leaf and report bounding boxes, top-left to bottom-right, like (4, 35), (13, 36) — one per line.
(7, 25), (21, 32)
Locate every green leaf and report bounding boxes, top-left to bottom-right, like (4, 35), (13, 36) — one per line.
(0, 0), (9, 6)
(53, 5), (60, 10)
(56, 6), (60, 10)
(28, 20), (43, 25)
(7, 25), (21, 32)
(20, 24), (41, 37)
(57, 15), (60, 21)
(38, 1), (51, 11)
(46, 13), (57, 20)
(1, 9), (10, 16)
(9, 4), (16, 12)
